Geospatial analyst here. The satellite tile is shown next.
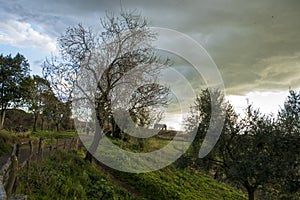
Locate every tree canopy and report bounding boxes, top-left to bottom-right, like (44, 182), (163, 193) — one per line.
(183, 89), (300, 200)
(0, 53), (30, 129)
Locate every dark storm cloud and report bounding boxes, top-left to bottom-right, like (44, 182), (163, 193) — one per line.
(0, 0), (299, 94)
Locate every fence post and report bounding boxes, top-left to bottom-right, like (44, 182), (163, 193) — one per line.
(5, 155), (18, 196)
(63, 138), (67, 150)
(56, 138), (59, 150)
(12, 144), (20, 194)
(26, 140), (33, 181)
(15, 144), (20, 159)
(69, 138), (74, 150)
(74, 137), (79, 150)
(38, 138), (44, 161)
(49, 136), (53, 151)
(0, 176), (7, 200)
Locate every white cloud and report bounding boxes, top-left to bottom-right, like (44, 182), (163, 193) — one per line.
(0, 20), (57, 52)
(226, 90), (295, 116)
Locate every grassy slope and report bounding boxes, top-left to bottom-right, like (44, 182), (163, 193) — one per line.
(16, 150), (137, 200)
(15, 150), (246, 200)
(1, 129), (246, 199)
(114, 165), (246, 200)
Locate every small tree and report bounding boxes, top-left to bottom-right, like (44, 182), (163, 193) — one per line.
(274, 90), (300, 199)
(183, 88), (227, 169)
(221, 107), (276, 200)
(22, 75), (53, 132)
(0, 53), (30, 129)
(278, 89), (300, 135)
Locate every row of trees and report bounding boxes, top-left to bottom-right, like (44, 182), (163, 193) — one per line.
(182, 89), (300, 200)
(0, 54), (72, 131)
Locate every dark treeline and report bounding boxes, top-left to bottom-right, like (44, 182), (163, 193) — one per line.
(0, 53), (74, 132)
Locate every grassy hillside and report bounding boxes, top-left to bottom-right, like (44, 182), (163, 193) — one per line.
(15, 150), (246, 200)
(111, 165), (246, 200)
(16, 150), (137, 200)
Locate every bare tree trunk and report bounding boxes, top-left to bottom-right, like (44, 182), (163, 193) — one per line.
(85, 120), (103, 163)
(38, 138), (44, 161)
(0, 109), (6, 129)
(41, 117), (44, 130)
(56, 122), (59, 132)
(247, 188), (255, 200)
(111, 116), (122, 139)
(33, 112), (39, 132)
(245, 184), (256, 200)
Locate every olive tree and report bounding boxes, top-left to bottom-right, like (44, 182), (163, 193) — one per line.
(184, 89), (280, 200)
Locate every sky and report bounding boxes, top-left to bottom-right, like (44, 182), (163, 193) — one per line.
(1, 0), (300, 129)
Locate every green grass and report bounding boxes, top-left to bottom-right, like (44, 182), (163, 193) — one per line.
(0, 129), (13, 156)
(113, 165), (246, 200)
(30, 130), (77, 139)
(16, 150), (138, 200)
(11, 129), (247, 199)
(0, 129), (77, 156)
(110, 130), (180, 153)
(15, 150), (246, 200)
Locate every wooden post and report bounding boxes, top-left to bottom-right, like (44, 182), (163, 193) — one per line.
(63, 138), (67, 150)
(26, 141), (33, 181)
(0, 175), (7, 200)
(69, 138), (74, 150)
(15, 144), (20, 159)
(50, 136), (53, 151)
(38, 138), (44, 161)
(5, 155), (18, 196)
(56, 138), (59, 150)
(74, 137), (79, 150)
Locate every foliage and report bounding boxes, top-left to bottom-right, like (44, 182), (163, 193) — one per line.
(269, 89), (300, 199)
(22, 75), (53, 131)
(217, 107), (277, 200)
(278, 89), (300, 135)
(30, 130), (77, 139)
(0, 53), (30, 129)
(16, 150), (136, 200)
(182, 88), (228, 169)
(0, 129), (13, 156)
(183, 89), (300, 200)
(3, 109), (33, 130)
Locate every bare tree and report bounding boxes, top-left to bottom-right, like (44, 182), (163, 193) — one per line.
(43, 10), (170, 162)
